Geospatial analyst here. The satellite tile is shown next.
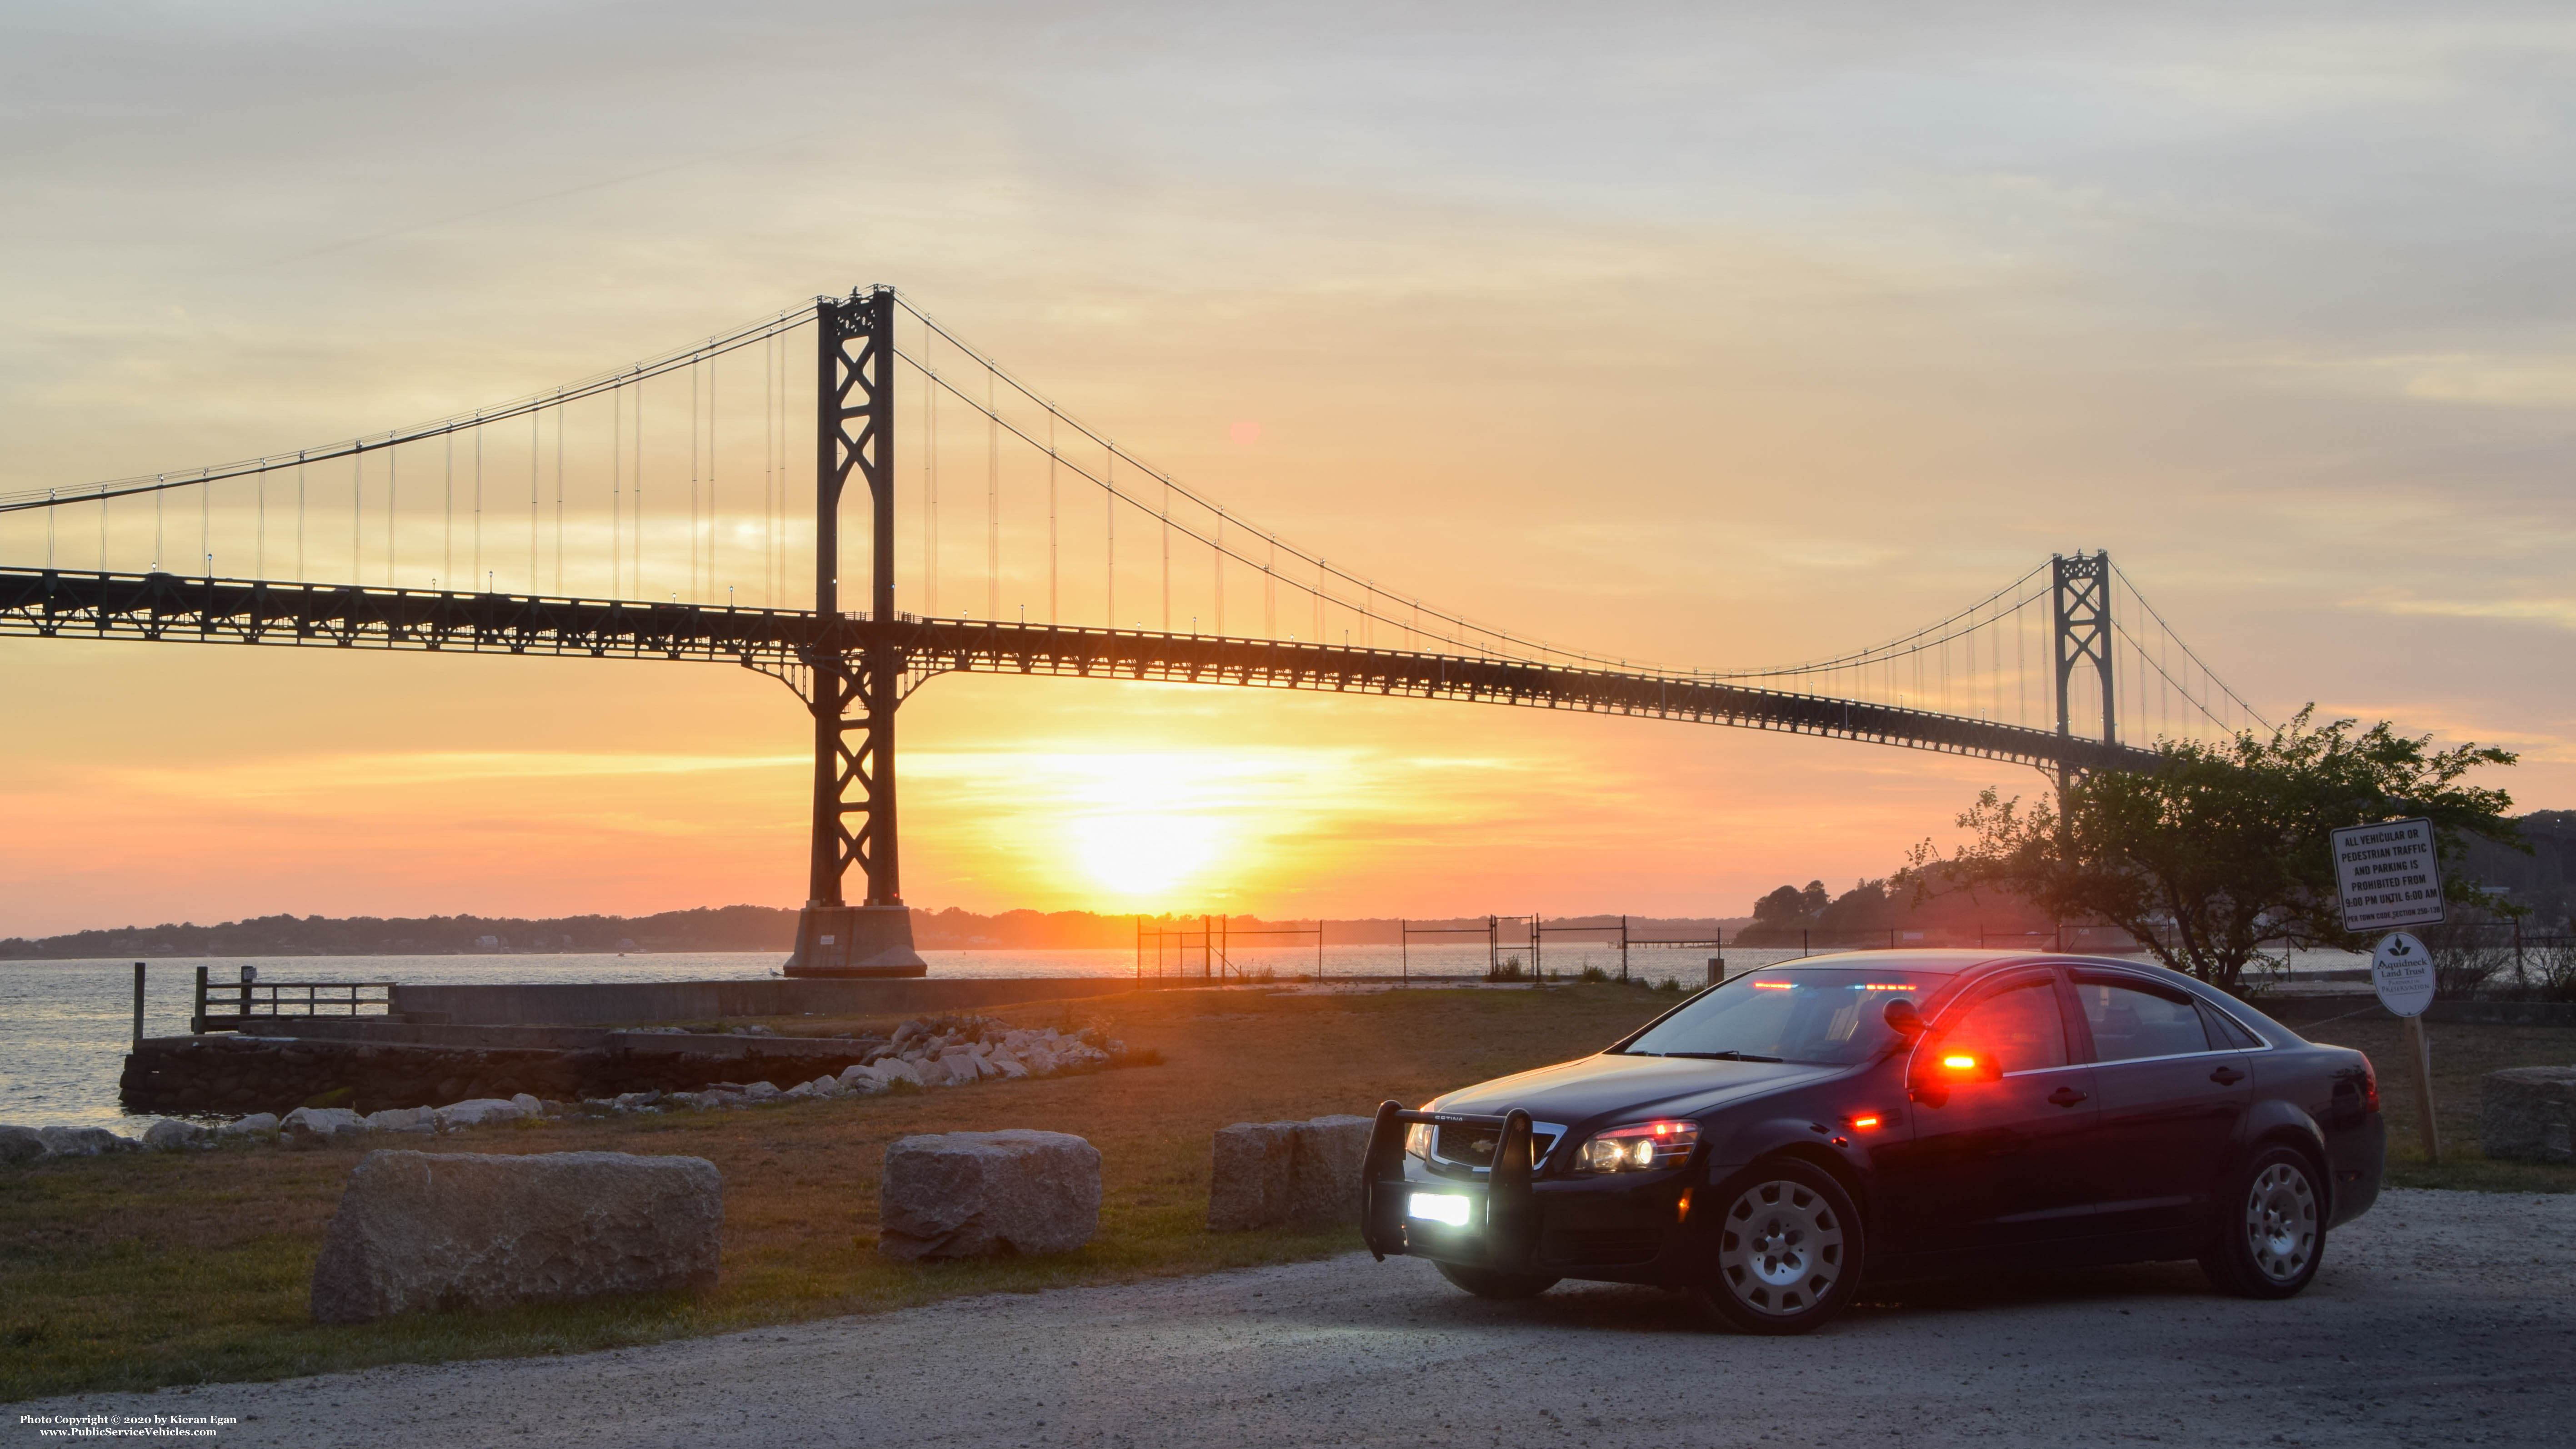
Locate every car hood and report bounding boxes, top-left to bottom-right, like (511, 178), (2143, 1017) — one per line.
(1431, 1052), (1845, 1130)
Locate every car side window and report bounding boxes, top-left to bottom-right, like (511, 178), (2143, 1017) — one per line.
(1937, 977), (2069, 1074)
(2198, 1002), (2264, 1050)
(2071, 973), (2214, 1062)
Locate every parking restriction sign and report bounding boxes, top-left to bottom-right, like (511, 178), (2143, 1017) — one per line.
(2331, 817), (2446, 932)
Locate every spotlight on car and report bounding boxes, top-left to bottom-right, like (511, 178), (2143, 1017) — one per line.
(1408, 1192), (1472, 1227)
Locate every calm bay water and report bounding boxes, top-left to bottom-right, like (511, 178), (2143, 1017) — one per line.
(0, 941), (2367, 1130)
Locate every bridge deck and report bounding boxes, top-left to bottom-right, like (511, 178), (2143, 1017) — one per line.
(0, 568), (2150, 772)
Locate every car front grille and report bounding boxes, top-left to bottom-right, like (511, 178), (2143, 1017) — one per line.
(1433, 1123), (1559, 1169)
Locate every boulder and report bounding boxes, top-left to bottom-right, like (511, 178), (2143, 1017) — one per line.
(743, 1082), (782, 1102)
(1206, 1114), (1377, 1230)
(1206, 1122), (1299, 1231)
(435, 1098), (525, 1131)
(143, 1119), (214, 1151)
(0, 1124), (47, 1165)
(509, 1093), (546, 1118)
(38, 1125), (133, 1157)
(366, 1106), (438, 1135)
(2482, 1066), (2576, 1163)
(219, 1112), (280, 1138)
(878, 1129), (1101, 1259)
(875, 1058), (926, 1089)
(310, 1149), (723, 1324)
(281, 1106), (370, 1147)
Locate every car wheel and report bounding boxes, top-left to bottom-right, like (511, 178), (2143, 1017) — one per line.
(1433, 1260), (1560, 1299)
(2200, 1144), (2326, 1300)
(1688, 1159), (1865, 1335)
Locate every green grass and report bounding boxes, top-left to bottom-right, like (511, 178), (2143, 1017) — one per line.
(2380, 1142), (2576, 1194)
(1, 983), (1665, 1404)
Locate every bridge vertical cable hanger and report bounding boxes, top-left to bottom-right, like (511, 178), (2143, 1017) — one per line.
(1, 285), (2283, 985)
(987, 367), (999, 622)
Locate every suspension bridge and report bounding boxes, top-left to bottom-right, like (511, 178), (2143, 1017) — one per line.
(0, 286), (2268, 975)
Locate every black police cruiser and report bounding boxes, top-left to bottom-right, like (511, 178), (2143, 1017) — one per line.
(1358, 951), (2384, 1333)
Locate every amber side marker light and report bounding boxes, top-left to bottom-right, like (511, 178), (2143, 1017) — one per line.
(1850, 1114), (1881, 1130)
(1676, 1187), (1694, 1223)
(1941, 1054), (1980, 1071)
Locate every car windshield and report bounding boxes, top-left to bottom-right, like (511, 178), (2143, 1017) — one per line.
(1619, 969), (1927, 1066)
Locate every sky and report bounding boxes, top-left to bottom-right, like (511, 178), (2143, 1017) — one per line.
(2, 2), (2570, 937)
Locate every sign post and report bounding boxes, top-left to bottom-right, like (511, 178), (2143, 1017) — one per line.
(2370, 931), (2441, 1163)
(2333, 818), (2446, 1165)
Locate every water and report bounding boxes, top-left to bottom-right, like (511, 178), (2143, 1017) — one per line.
(0, 941), (2371, 1131)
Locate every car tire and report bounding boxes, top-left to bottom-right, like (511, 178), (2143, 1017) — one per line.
(1433, 1260), (1560, 1299)
(1686, 1158), (1866, 1336)
(2200, 1143), (2327, 1300)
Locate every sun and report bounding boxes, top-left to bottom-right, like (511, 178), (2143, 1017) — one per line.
(1068, 811), (1225, 899)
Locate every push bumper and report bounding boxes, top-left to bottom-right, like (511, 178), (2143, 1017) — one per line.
(1359, 1100), (1547, 1271)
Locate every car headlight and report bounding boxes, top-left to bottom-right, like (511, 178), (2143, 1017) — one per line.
(1574, 1119), (1698, 1173)
(1404, 1121), (1432, 1160)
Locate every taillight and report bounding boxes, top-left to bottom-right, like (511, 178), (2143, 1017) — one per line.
(2360, 1055), (2380, 1114)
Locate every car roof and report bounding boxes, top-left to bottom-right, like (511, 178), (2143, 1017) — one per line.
(1746, 949), (2175, 978)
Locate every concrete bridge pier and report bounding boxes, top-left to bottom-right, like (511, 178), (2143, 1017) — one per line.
(785, 904), (928, 977)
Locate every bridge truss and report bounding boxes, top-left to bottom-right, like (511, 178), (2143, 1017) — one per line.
(0, 285), (2250, 974)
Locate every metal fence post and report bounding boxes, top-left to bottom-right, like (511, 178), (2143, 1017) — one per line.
(132, 961), (145, 1048)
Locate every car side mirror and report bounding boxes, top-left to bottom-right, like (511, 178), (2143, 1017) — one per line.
(1883, 999), (1926, 1040)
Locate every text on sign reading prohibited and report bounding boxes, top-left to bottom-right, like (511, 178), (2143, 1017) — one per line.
(2331, 817), (2446, 932)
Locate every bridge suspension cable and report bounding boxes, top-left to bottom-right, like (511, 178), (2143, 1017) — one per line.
(0, 285), (2271, 753)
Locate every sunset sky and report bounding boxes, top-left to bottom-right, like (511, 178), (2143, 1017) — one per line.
(3, 4), (2570, 938)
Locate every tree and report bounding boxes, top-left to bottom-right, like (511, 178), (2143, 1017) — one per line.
(1905, 708), (2523, 993)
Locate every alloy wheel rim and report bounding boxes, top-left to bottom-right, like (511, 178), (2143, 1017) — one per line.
(2243, 1161), (2317, 1283)
(1717, 1179), (1844, 1315)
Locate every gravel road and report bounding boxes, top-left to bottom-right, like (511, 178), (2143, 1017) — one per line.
(11, 1189), (2571, 1448)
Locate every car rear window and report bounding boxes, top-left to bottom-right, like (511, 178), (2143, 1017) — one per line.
(1621, 969), (1928, 1066)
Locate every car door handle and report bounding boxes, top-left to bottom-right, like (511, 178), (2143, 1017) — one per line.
(2047, 1086), (2088, 1108)
(2210, 1067), (2245, 1085)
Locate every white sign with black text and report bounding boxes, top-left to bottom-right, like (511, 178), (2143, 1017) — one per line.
(2371, 931), (2436, 1018)
(2331, 817), (2446, 932)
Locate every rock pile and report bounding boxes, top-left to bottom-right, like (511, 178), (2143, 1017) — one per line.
(878, 1129), (1102, 1259)
(630, 1016), (1116, 1114)
(310, 1149), (723, 1323)
(9, 1015), (1136, 1167)
(1206, 1115), (1376, 1231)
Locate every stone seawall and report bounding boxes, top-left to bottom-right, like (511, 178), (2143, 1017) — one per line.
(390, 975), (1135, 1027)
(120, 1032), (885, 1117)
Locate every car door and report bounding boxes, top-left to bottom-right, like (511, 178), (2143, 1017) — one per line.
(2066, 968), (2251, 1236)
(1883, 967), (2099, 1255)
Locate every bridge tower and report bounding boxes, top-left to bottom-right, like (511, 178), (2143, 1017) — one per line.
(2050, 550), (2115, 793)
(785, 287), (929, 976)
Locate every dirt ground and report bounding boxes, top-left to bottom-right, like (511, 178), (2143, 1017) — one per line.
(9, 1187), (2571, 1449)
